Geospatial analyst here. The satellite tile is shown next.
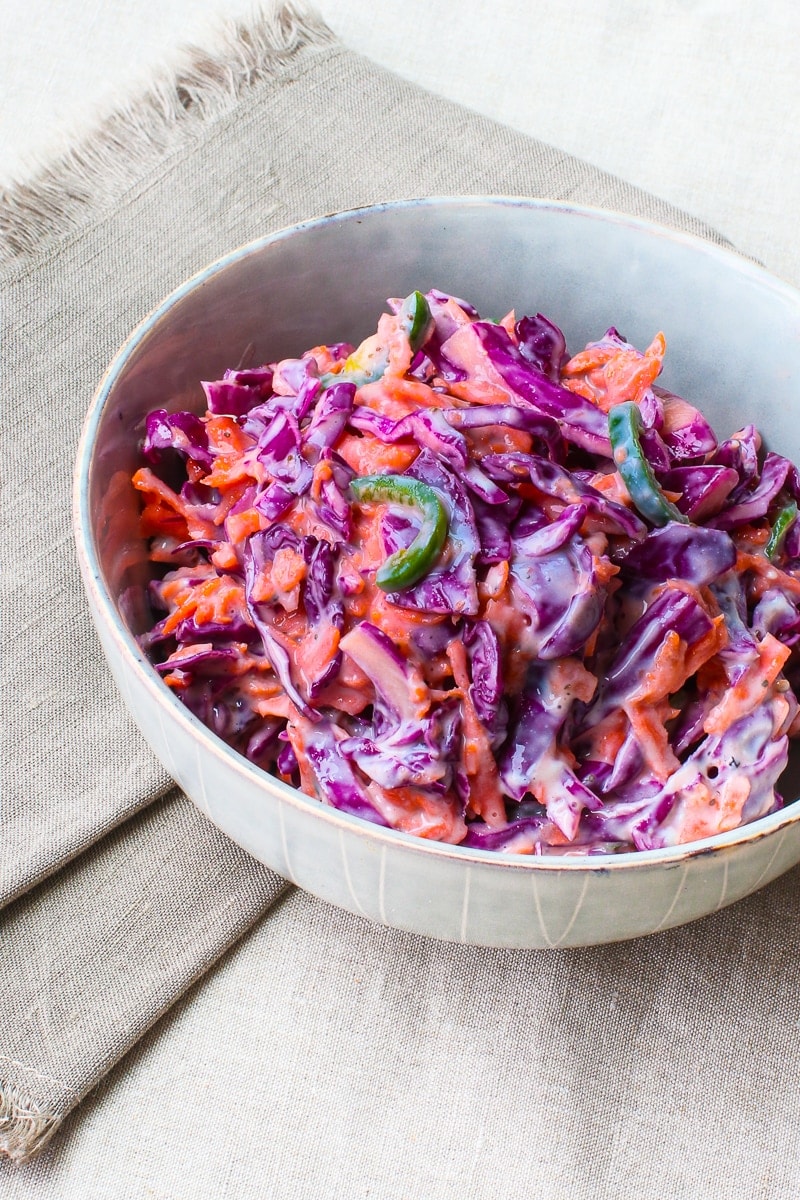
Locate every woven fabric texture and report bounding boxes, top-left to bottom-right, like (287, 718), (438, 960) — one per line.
(2, 5), (798, 1190)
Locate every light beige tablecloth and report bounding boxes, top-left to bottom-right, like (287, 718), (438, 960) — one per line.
(2, 3), (800, 1196)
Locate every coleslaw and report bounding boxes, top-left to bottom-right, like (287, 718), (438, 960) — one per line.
(133, 289), (800, 854)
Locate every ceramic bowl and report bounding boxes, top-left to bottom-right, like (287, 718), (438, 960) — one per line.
(74, 197), (800, 948)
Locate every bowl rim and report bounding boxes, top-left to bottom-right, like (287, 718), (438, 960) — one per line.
(73, 194), (800, 876)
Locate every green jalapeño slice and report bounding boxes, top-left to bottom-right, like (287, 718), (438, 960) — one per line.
(609, 400), (689, 527)
(350, 474), (449, 591)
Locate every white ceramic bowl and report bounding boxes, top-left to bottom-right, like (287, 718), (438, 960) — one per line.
(74, 197), (800, 948)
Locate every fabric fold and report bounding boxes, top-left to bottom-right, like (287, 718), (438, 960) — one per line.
(0, 791), (290, 1162)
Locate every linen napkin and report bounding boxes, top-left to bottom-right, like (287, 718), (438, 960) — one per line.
(0, 1), (754, 1164)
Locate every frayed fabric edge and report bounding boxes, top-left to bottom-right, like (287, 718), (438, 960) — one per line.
(0, 1084), (61, 1164)
(0, 2), (337, 265)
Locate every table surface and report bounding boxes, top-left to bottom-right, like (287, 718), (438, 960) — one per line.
(2, 2), (799, 1197)
(2, 0), (799, 289)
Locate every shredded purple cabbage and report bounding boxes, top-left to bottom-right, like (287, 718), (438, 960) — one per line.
(135, 288), (800, 855)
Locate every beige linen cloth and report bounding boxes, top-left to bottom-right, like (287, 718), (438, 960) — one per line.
(2, 4), (800, 1190)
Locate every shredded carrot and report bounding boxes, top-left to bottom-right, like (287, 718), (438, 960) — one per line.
(312, 653), (374, 715)
(477, 561), (509, 602)
(336, 432), (419, 475)
(463, 425), (533, 457)
(704, 633), (791, 736)
(499, 309), (517, 338)
(211, 542), (240, 572)
(213, 481), (253, 524)
(284, 716), (319, 798)
(132, 467), (216, 540)
(367, 782), (468, 843)
(625, 697), (681, 781)
(736, 550), (800, 600)
(272, 547), (307, 593)
(160, 573), (250, 636)
(562, 331), (665, 411)
(139, 498), (189, 541)
(446, 639), (506, 827)
(294, 623), (341, 695)
(307, 344), (349, 374)
(580, 711), (628, 764)
(667, 776), (751, 845)
(734, 524), (770, 550)
(225, 508), (266, 544)
(482, 588), (535, 694)
(622, 615), (726, 780)
(205, 415), (254, 456)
